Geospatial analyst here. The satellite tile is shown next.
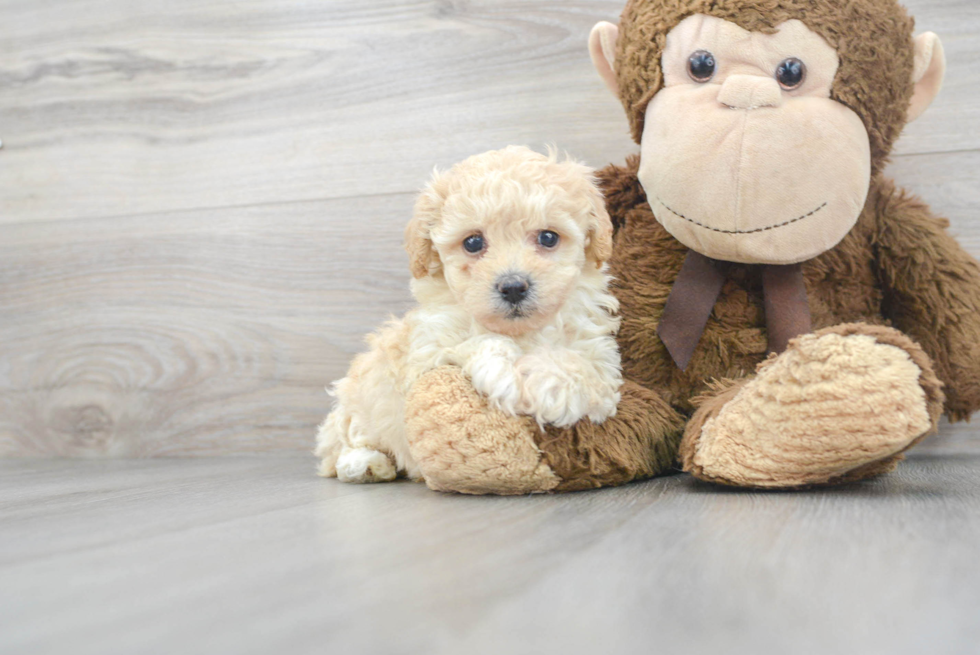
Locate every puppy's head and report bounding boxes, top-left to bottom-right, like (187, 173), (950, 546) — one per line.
(405, 146), (613, 337)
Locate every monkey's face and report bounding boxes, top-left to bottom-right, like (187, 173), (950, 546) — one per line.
(638, 16), (871, 264)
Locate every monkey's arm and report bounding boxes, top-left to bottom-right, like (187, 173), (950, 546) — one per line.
(874, 178), (980, 420)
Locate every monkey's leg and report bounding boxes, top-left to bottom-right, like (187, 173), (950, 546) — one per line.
(405, 366), (685, 495)
(680, 324), (945, 488)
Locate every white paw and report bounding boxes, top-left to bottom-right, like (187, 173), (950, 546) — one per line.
(465, 338), (523, 415)
(335, 447), (397, 483)
(516, 356), (620, 428)
(515, 357), (584, 428)
(585, 391), (620, 426)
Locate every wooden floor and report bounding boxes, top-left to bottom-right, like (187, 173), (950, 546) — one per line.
(2, 453), (979, 655)
(2, 0), (980, 455)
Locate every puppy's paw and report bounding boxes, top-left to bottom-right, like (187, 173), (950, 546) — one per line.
(517, 356), (621, 428)
(335, 447), (397, 483)
(464, 338), (523, 415)
(585, 390), (620, 425)
(516, 356), (587, 428)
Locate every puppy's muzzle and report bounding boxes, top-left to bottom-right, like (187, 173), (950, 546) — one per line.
(496, 274), (531, 306)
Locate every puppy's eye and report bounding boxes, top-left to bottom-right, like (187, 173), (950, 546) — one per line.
(776, 58), (806, 90)
(462, 234), (485, 254)
(688, 50), (716, 82)
(537, 230), (560, 249)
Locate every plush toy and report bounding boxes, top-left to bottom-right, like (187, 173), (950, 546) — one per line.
(403, 0), (980, 493)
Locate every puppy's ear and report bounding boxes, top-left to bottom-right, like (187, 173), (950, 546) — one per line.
(406, 169), (451, 278)
(585, 186), (614, 267)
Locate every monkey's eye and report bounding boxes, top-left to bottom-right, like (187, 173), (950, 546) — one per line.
(687, 50), (716, 82)
(776, 58), (806, 90)
(537, 230), (560, 249)
(462, 234), (485, 254)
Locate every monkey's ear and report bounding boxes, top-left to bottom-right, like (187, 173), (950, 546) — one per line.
(908, 32), (946, 123)
(589, 21), (619, 96)
(405, 170), (449, 278)
(585, 191), (614, 267)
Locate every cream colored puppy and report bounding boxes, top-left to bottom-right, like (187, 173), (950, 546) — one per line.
(316, 146), (621, 483)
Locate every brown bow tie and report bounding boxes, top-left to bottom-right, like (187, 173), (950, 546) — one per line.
(657, 251), (812, 371)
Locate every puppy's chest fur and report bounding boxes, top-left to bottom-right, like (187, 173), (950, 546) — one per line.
(406, 288), (613, 374)
(603, 165), (885, 413)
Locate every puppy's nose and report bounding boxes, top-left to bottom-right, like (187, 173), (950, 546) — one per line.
(497, 275), (530, 305)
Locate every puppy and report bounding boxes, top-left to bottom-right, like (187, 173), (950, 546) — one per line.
(316, 146), (621, 483)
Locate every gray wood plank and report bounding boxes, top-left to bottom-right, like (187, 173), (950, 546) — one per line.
(0, 0), (635, 223)
(0, 193), (416, 455)
(1, 455), (978, 655)
(0, 0), (976, 224)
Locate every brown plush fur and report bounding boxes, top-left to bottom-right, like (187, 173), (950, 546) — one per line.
(535, 380), (685, 492)
(873, 182), (980, 420)
(615, 0), (916, 176)
(601, 158), (980, 426)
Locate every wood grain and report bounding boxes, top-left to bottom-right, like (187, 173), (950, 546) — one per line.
(1, 455), (979, 654)
(0, 0), (979, 456)
(0, 0), (977, 224)
(0, 193), (417, 455)
(0, 0), (637, 223)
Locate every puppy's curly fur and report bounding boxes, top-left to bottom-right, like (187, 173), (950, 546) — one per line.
(315, 146), (623, 483)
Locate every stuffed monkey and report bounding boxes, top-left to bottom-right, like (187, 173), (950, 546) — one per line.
(403, 0), (980, 493)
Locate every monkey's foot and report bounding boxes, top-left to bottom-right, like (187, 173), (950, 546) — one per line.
(405, 366), (561, 495)
(405, 367), (685, 495)
(680, 324), (945, 488)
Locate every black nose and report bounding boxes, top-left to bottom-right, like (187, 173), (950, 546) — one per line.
(497, 276), (530, 305)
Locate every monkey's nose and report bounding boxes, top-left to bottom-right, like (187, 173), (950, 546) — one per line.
(717, 74), (783, 110)
(497, 275), (530, 305)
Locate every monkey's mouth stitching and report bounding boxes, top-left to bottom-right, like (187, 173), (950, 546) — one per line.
(656, 198), (828, 235)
